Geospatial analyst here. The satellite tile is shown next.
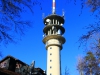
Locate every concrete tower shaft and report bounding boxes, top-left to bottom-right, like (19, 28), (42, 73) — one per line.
(47, 46), (60, 75)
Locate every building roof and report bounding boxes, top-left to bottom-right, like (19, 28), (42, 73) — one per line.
(0, 55), (29, 66)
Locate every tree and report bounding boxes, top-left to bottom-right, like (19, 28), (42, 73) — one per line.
(77, 34), (100, 74)
(84, 0), (100, 12)
(0, 0), (42, 57)
(84, 51), (99, 75)
(64, 66), (70, 75)
(77, 51), (100, 75)
(77, 31), (100, 75)
(70, 0), (100, 13)
(66, 0), (100, 11)
(66, 0), (100, 74)
(0, 0), (42, 45)
(77, 55), (85, 75)
(75, 0), (100, 56)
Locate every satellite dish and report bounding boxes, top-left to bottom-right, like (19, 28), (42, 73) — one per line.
(46, 19), (50, 22)
(43, 35), (44, 37)
(60, 23), (63, 26)
(52, 26), (55, 30)
(58, 29), (61, 35)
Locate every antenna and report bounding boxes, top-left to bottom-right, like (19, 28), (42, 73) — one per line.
(62, 9), (65, 17)
(52, 0), (56, 14)
(31, 60), (35, 68)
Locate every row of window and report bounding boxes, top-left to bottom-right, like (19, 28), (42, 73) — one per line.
(50, 46), (52, 75)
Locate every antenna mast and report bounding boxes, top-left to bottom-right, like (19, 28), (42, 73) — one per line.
(52, 0), (56, 14)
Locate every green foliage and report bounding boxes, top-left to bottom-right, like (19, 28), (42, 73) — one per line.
(85, 51), (95, 60)
(77, 37), (100, 75)
(77, 51), (100, 75)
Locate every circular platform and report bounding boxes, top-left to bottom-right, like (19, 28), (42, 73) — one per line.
(43, 35), (66, 44)
(44, 14), (64, 25)
(43, 25), (65, 34)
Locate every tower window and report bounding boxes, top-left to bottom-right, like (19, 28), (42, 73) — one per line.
(50, 47), (52, 49)
(50, 66), (52, 69)
(50, 53), (52, 55)
(50, 73), (52, 75)
(50, 60), (52, 62)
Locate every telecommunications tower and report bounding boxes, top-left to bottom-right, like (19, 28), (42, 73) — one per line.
(42, 0), (66, 75)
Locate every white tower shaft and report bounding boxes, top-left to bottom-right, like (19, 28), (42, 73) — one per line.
(47, 46), (60, 75)
(52, 0), (56, 14)
(47, 39), (61, 75)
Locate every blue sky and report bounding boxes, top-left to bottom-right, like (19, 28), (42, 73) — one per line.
(0, 0), (97, 75)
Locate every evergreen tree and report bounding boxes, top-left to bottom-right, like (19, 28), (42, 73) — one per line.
(77, 51), (100, 75)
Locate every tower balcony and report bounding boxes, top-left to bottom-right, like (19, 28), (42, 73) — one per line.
(44, 14), (64, 26)
(43, 35), (65, 50)
(43, 24), (65, 35)
(45, 38), (62, 50)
